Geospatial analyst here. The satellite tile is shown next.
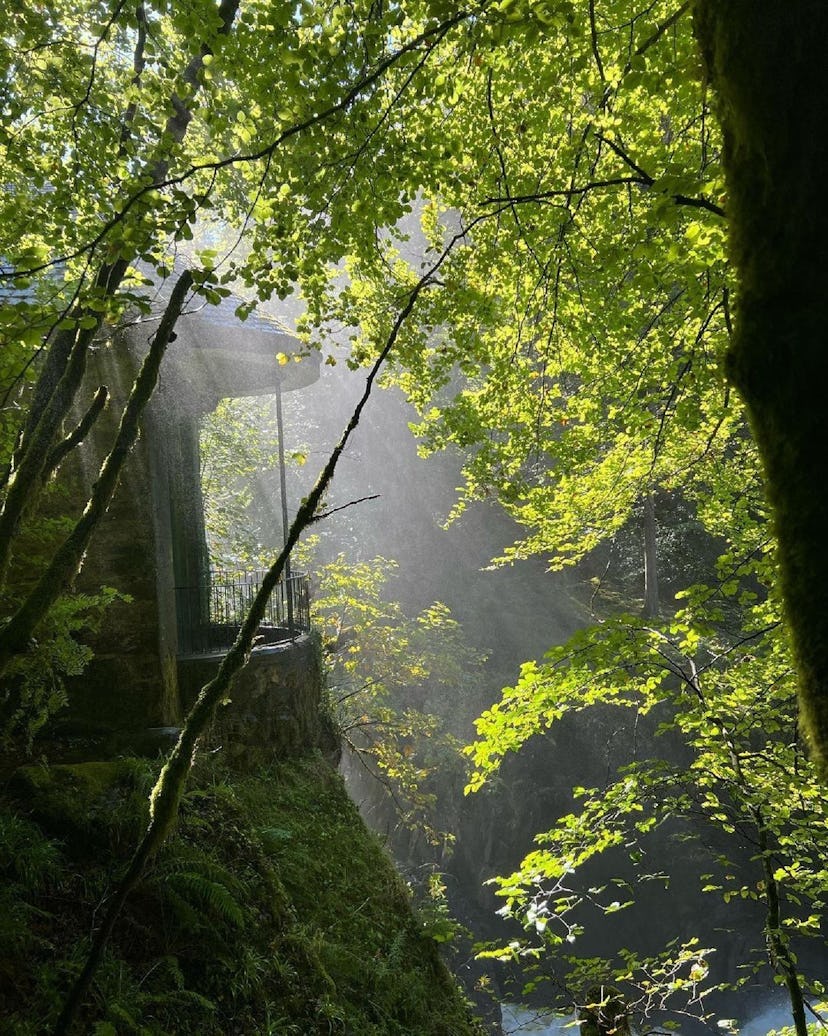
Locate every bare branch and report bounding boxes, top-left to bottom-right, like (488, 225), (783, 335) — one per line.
(312, 494), (381, 521)
(43, 385), (109, 479)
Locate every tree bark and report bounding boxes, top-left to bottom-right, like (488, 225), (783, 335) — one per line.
(757, 823), (809, 1036)
(0, 272), (192, 684)
(694, 1), (828, 770)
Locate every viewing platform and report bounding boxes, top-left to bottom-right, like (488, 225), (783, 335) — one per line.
(175, 570), (311, 657)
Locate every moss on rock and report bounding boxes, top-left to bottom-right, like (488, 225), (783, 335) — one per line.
(8, 759), (152, 854)
(1, 753), (483, 1034)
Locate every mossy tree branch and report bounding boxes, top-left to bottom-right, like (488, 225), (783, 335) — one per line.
(43, 385), (109, 481)
(0, 310), (110, 588)
(0, 271), (193, 684)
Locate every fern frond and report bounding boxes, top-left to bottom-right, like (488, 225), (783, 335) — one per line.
(167, 873), (245, 927)
(0, 812), (61, 888)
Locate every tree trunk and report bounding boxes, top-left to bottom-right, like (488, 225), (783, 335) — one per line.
(642, 493), (659, 619)
(694, 1), (828, 770)
(0, 273), (192, 682)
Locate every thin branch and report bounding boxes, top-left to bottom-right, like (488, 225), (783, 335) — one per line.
(694, 622), (782, 678)
(70, 0), (130, 144)
(342, 733), (410, 816)
(589, 0), (606, 83)
(333, 679), (381, 705)
(479, 176), (644, 207)
(596, 133), (726, 217)
(633, 2), (691, 61)
(312, 494), (381, 521)
(118, 1), (148, 155)
(596, 132), (652, 182)
(485, 70), (543, 271)
(43, 385), (109, 480)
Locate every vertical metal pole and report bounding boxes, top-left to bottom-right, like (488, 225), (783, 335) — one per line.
(275, 377), (294, 635)
(643, 492), (659, 619)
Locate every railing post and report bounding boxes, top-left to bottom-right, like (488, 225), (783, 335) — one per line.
(275, 378), (294, 636)
(175, 570), (309, 656)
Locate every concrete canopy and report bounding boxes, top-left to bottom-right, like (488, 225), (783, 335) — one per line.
(171, 304), (320, 399)
(137, 266), (321, 403)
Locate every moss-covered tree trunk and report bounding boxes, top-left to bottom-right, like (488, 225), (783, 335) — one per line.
(695, 1), (828, 769)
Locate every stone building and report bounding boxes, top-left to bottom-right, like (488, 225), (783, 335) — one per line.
(60, 274), (324, 757)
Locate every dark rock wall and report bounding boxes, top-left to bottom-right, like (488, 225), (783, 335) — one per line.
(178, 633), (338, 766)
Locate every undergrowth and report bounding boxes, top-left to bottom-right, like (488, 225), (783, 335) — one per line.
(0, 753), (481, 1034)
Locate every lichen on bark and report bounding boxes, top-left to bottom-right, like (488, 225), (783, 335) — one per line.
(694, 0), (828, 770)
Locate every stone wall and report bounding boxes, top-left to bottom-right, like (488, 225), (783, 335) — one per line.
(54, 338), (181, 742)
(42, 283), (325, 763)
(178, 633), (338, 767)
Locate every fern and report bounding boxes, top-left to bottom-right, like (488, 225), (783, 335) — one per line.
(151, 848), (246, 930)
(0, 587), (125, 747)
(92, 952), (217, 1034)
(166, 873), (245, 927)
(139, 986), (216, 1020)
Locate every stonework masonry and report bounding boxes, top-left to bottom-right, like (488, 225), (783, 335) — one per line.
(47, 277), (324, 763)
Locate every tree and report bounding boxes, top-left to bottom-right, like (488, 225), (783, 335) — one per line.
(3, 0), (827, 1028)
(311, 553), (483, 841)
(693, 2), (828, 770)
(466, 534), (827, 1033)
(3, 0), (822, 773)
(308, 0), (828, 774)
(0, 3), (478, 1026)
(278, 0), (828, 1025)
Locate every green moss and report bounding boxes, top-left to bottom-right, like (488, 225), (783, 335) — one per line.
(694, 1), (828, 771)
(0, 754), (483, 1034)
(8, 759), (153, 853)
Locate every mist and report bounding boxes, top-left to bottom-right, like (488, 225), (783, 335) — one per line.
(194, 342), (827, 1036)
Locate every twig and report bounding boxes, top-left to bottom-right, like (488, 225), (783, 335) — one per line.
(312, 494), (380, 521)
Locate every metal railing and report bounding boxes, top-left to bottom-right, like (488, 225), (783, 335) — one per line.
(175, 570), (310, 656)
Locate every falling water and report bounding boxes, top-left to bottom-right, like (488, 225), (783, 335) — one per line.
(500, 1004), (573, 1035)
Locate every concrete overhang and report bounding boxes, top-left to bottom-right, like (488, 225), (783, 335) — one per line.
(134, 265), (321, 402)
(172, 303), (321, 398)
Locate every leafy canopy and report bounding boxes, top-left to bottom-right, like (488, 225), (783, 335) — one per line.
(2, 0), (824, 1027)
